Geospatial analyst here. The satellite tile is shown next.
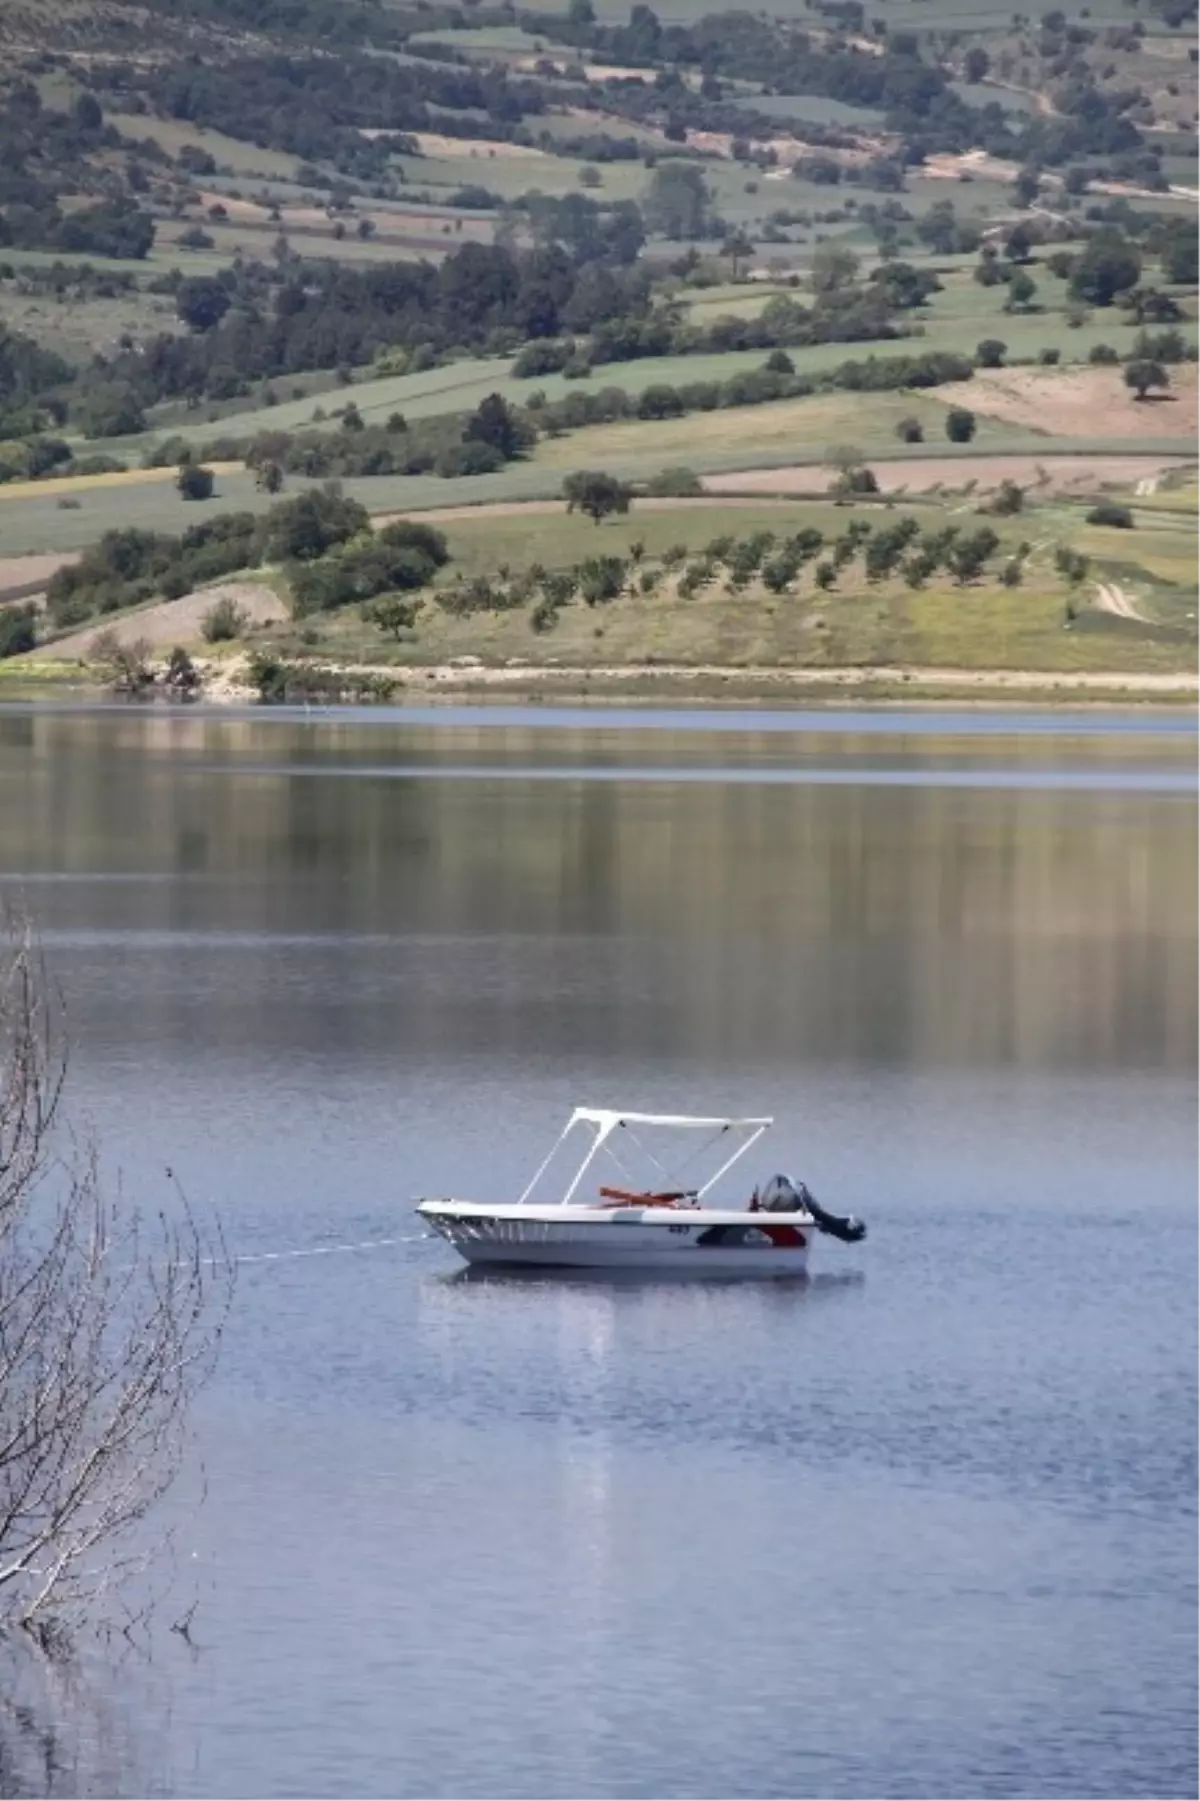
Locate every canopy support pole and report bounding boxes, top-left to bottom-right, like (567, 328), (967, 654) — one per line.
(517, 1117), (577, 1206)
(561, 1121), (614, 1205)
(696, 1124), (769, 1199)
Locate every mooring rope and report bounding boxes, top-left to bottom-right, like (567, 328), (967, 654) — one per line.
(206, 1232), (432, 1268)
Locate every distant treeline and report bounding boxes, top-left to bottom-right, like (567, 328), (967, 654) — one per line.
(63, 241), (659, 421)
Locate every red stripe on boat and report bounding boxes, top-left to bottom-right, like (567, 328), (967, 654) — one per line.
(759, 1225), (806, 1249)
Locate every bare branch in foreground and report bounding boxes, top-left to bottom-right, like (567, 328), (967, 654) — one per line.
(0, 914), (231, 1645)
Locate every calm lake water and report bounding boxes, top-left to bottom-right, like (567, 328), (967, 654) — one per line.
(0, 703), (1195, 1800)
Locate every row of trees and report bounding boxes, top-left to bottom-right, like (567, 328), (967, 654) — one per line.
(408, 515), (1033, 642)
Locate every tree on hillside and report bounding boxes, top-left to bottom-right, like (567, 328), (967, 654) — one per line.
(831, 464), (879, 499)
(255, 460), (284, 495)
(963, 46), (990, 81)
(262, 487), (370, 562)
(177, 463), (214, 501)
(945, 407), (977, 443)
(947, 526), (999, 584)
(976, 338), (1007, 368)
(1004, 270), (1037, 312)
(1004, 222), (1034, 264)
(1158, 217), (1197, 285)
(1012, 167), (1040, 208)
(79, 384), (145, 439)
(563, 469), (633, 525)
(722, 229), (754, 278)
(811, 243), (861, 297)
(465, 393), (528, 462)
(366, 595), (418, 639)
(176, 278), (231, 334)
(0, 603), (37, 659)
(1123, 358), (1169, 400)
(1069, 232), (1142, 306)
(1123, 287), (1183, 325)
(644, 163), (713, 240)
(74, 91), (103, 132)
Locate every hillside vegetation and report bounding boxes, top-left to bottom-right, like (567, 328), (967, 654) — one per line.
(0, 0), (1194, 693)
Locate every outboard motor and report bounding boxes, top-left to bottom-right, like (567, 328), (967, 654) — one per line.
(758, 1174), (805, 1212)
(758, 1174), (867, 1243)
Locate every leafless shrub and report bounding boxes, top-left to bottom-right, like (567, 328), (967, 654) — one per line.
(86, 632), (154, 695)
(0, 917), (230, 1646)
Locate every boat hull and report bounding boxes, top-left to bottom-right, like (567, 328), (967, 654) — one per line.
(419, 1204), (812, 1278)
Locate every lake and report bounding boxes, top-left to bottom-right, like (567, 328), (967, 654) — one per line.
(0, 702), (1195, 1800)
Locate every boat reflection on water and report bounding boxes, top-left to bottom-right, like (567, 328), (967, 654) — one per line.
(439, 1263), (867, 1294)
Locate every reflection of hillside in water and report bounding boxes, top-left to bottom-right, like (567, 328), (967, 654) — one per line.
(0, 710), (1194, 1074)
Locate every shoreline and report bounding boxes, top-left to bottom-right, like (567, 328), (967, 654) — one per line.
(4, 657), (1197, 710)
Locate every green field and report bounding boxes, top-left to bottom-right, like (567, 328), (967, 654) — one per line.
(106, 113), (303, 181)
(750, 94), (889, 129)
(521, 388), (1026, 475)
(401, 146), (651, 206)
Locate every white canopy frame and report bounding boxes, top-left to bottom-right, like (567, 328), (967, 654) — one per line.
(516, 1109), (774, 1208)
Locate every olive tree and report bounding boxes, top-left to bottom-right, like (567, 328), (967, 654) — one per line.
(1124, 359), (1169, 401)
(0, 919), (229, 1645)
(563, 470), (633, 525)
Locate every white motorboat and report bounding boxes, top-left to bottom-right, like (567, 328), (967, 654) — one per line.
(418, 1108), (866, 1277)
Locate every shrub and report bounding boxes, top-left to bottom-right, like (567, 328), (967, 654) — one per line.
(435, 441), (504, 478)
(513, 339), (572, 379)
(989, 479), (1025, 516)
(895, 416), (923, 443)
(177, 463), (214, 501)
(1085, 502), (1134, 528)
(945, 407), (976, 443)
(577, 556), (626, 605)
(378, 520), (450, 567)
(946, 526), (999, 584)
(165, 647), (201, 695)
(762, 554), (800, 593)
(262, 488), (371, 562)
(201, 594), (250, 642)
(976, 338), (1007, 368)
(637, 384), (686, 421)
(832, 465), (879, 498)
(644, 466), (703, 497)
(1039, 348), (1062, 364)
(0, 603), (37, 658)
(1055, 546), (1090, 585)
(1088, 343), (1120, 365)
